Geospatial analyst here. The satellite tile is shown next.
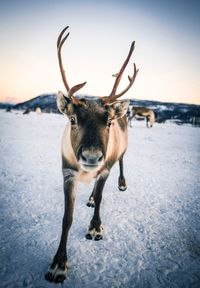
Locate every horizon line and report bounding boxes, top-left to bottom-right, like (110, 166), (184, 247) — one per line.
(1, 93), (200, 107)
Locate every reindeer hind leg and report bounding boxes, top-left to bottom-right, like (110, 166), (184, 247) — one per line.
(87, 190), (95, 207)
(118, 156), (127, 191)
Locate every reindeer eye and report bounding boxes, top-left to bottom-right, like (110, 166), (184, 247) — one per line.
(70, 116), (76, 125)
(107, 120), (112, 127)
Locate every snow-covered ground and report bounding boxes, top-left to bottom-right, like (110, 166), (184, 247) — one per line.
(0, 110), (199, 288)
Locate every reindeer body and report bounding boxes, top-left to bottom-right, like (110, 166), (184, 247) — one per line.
(45, 26), (138, 283)
(128, 106), (155, 127)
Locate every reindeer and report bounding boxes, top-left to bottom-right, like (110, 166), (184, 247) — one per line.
(45, 26), (139, 283)
(128, 106), (155, 128)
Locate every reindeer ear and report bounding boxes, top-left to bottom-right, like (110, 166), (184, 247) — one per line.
(57, 91), (74, 116)
(105, 100), (130, 119)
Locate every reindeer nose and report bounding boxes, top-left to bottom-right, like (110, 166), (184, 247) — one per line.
(80, 147), (104, 165)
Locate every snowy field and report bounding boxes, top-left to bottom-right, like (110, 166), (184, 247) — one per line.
(0, 110), (200, 288)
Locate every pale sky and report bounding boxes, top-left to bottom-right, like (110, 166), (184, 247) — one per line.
(0, 0), (200, 104)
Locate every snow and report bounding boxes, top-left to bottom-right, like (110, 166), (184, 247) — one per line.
(0, 110), (200, 288)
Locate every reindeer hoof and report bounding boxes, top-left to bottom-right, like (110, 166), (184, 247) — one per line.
(54, 274), (66, 283)
(85, 225), (104, 240)
(86, 196), (95, 207)
(85, 232), (93, 240)
(118, 177), (127, 191)
(45, 262), (67, 283)
(45, 272), (54, 282)
(94, 234), (103, 241)
(118, 185), (127, 191)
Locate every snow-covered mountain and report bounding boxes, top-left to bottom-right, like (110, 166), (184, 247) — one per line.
(0, 103), (14, 110)
(1, 94), (200, 124)
(13, 94), (58, 113)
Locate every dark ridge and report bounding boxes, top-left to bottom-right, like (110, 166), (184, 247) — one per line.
(1, 94), (200, 125)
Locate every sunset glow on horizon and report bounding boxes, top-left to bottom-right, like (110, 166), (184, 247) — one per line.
(0, 0), (200, 105)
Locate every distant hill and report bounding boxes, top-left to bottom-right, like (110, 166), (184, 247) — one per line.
(13, 94), (58, 113)
(11, 93), (95, 113)
(1, 93), (200, 125)
(0, 103), (14, 110)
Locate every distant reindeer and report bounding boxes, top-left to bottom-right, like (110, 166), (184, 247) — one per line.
(45, 26), (139, 283)
(128, 106), (155, 128)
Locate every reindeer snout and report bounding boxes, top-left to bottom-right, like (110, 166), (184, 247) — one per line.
(81, 147), (103, 164)
(79, 146), (104, 170)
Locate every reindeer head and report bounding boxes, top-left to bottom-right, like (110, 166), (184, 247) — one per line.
(57, 26), (139, 172)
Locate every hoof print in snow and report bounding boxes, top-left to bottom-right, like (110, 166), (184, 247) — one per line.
(85, 225), (104, 240)
(45, 263), (67, 283)
(86, 197), (95, 208)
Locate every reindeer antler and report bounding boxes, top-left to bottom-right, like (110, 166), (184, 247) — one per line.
(57, 26), (86, 105)
(103, 41), (139, 104)
(57, 27), (138, 105)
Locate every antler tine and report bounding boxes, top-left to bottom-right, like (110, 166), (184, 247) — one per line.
(110, 63), (139, 100)
(57, 26), (69, 49)
(68, 82), (87, 100)
(110, 41), (135, 96)
(103, 41), (138, 104)
(57, 26), (70, 93)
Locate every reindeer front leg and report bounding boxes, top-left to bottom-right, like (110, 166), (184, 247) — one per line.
(45, 172), (75, 283)
(86, 170), (109, 241)
(128, 115), (133, 127)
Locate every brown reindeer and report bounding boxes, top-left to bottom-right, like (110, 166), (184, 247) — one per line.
(128, 106), (155, 128)
(45, 26), (139, 283)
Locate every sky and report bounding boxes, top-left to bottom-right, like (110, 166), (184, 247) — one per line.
(0, 0), (200, 105)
